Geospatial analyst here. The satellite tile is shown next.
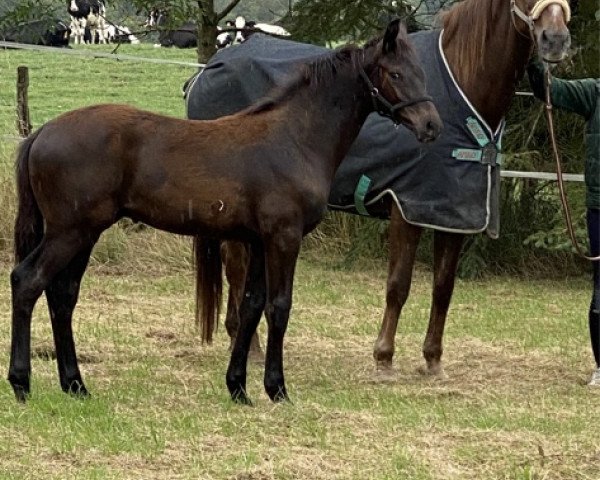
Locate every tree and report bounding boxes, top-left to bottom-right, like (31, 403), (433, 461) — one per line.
(130, 0), (242, 62)
(286, 0), (453, 45)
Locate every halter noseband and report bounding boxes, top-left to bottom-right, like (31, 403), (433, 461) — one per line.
(510, 0), (571, 32)
(359, 69), (432, 125)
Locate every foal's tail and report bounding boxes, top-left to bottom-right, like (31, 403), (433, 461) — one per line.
(14, 130), (44, 264)
(194, 236), (222, 344)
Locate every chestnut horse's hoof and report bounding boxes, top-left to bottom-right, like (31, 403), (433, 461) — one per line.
(417, 363), (448, 380)
(371, 366), (399, 384)
(374, 359), (394, 371)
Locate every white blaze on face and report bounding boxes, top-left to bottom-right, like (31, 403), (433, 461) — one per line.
(70, 0), (78, 12)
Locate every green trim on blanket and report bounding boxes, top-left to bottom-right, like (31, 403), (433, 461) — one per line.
(453, 117), (502, 166)
(466, 116), (489, 147)
(354, 175), (372, 216)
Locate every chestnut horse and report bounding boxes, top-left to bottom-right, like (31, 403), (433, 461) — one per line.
(216, 0), (572, 377)
(8, 20), (442, 404)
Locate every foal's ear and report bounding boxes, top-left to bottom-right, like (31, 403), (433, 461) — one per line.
(383, 18), (403, 55)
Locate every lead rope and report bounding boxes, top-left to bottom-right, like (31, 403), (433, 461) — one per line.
(544, 67), (600, 261)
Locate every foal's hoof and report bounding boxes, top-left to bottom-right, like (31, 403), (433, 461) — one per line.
(65, 380), (90, 398)
(227, 374), (252, 405)
(8, 375), (30, 403)
(230, 390), (253, 406)
(265, 384), (290, 403)
(12, 385), (29, 403)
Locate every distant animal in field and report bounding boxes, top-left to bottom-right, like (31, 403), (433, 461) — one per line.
(146, 8), (196, 48)
(0, 19), (71, 47)
(8, 19), (441, 405)
(215, 22), (234, 49)
(68, 0), (107, 44)
(231, 15), (290, 44)
(105, 25), (140, 44)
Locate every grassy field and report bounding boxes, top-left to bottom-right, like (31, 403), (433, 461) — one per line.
(0, 44), (195, 132)
(0, 44), (599, 479)
(0, 255), (598, 479)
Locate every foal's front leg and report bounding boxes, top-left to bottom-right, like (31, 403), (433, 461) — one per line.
(262, 232), (302, 402)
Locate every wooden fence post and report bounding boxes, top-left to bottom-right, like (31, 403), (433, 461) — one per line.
(16, 66), (32, 138)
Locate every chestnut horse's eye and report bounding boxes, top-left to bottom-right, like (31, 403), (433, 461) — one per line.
(389, 72), (400, 79)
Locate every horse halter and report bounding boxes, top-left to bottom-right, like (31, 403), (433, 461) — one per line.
(510, 0), (571, 33)
(359, 70), (432, 125)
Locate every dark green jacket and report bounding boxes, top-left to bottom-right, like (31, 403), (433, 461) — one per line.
(528, 61), (600, 209)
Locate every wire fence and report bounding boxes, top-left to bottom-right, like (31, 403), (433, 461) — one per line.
(0, 41), (585, 183)
(0, 41), (205, 67)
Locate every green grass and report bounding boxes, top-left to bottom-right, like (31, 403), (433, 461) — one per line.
(0, 258), (598, 479)
(0, 43), (598, 479)
(0, 44), (197, 134)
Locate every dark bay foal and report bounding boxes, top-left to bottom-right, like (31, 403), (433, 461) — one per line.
(9, 19), (441, 404)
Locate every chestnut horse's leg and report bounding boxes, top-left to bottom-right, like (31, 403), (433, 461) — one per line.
(226, 243), (266, 404)
(222, 241), (262, 359)
(262, 232), (302, 402)
(373, 205), (422, 370)
(9, 231), (92, 401)
(420, 230), (464, 377)
(45, 244), (96, 396)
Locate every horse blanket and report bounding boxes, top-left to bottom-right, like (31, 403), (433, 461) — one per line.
(185, 30), (503, 237)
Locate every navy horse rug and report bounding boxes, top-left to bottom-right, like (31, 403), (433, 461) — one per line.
(185, 30), (503, 236)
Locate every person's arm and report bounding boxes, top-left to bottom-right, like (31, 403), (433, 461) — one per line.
(527, 60), (597, 119)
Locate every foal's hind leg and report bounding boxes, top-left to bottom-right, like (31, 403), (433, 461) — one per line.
(420, 231), (464, 378)
(222, 241), (263, 360)
(226, 243), (266, 404)
(9, 232), (91, 401)
(45, 243), (97, 396)
(373, 206), (422, 371)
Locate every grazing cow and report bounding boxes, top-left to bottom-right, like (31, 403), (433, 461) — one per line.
(0, 19), (71, 47)
(68, 0), (106, 44)
(232, 15), (290, 44)
(105, 24), (140, 44)
(215, 23), (234, 49)
(147, 8), (196, 48)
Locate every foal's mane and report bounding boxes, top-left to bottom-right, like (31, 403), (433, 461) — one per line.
(440, 0), (507, 85)
(244, 46), (366, 115)
(244, 28), (412, 116)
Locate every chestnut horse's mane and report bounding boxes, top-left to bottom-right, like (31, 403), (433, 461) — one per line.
(441, 0), (507, 85)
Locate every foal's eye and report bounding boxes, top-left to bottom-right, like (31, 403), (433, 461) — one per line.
(389, 72), (400, 80)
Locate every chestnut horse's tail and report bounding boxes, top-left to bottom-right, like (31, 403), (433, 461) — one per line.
(14, 130), (44, 264)
(194, 236), (222, 343)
